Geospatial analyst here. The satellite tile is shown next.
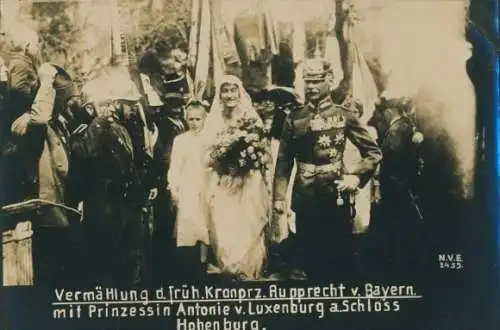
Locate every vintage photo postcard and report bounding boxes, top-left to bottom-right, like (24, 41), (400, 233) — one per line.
(0, 0), (498, 329)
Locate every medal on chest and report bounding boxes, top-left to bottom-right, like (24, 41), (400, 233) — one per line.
(336, 191), (344, 206)
(310, 113), (346, 131)
(310, 114), (324, 131)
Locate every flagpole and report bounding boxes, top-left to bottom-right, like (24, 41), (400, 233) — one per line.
(335, 0), (354, 96)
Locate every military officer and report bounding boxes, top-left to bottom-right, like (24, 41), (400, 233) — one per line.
(272, 58), (382, 280)
(71, 71), (159, 286)
(367, 97), (425, 278)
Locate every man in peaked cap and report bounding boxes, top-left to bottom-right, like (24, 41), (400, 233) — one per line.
(272, 58), (382, 280)
(138, 69), (190, 283)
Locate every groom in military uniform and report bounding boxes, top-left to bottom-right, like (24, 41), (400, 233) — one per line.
(272, 58), (382, 280)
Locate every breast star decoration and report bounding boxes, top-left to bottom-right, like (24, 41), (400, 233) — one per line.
(328, 148), (338, 158)
(334, 132), (345, 145)
(317, 134), (332, 149)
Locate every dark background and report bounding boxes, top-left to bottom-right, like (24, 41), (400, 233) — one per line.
(0, 1), (498, 329)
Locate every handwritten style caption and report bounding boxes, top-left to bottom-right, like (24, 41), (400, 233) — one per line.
(52, 283), (423, 329)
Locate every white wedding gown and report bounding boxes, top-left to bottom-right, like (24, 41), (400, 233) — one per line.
(202, 74), (273, 280)
(205, 170), (270, 279)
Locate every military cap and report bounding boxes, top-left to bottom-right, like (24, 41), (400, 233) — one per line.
(302, 58), (333, 82)
(161, 73), (189, 100)
(377, 96), (414, 114)
(52, 64), (80, 102)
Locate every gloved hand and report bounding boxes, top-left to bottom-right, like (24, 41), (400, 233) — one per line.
(38, 63), (58, 86)
(335, 174), (360, 192)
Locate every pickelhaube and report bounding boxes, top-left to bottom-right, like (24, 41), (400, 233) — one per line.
(302, 58), (333, 82)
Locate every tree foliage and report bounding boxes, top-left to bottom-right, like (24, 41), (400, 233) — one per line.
(6, 0), (192, 85)
(30, 2), (85, 85)
(127, 0), (192, 58)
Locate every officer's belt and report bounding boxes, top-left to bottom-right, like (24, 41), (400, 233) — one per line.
(296, 161), (342, 176)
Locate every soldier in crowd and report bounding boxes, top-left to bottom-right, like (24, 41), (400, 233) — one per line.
(4, 62), (82, 287)
(138, 44), (191, 108)
(140, 84), (189, 282)
(139, 47), (191, 283)
(367, 97), (425, 278)
(272, 58), (382, 280)
(0, 28), (42, 205)
(70, 70), (159, 286)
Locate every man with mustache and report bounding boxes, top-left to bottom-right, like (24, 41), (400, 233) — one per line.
(272, 58), (382, 280)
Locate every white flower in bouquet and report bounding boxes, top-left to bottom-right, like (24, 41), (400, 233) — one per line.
(250, 153), (257, 160)
(247, 146), (255, 153)
(238, 159), (247, 167)
(240, 150), (247, 157)
(245, 133), (260, 143)
(253, 161), (260, 169)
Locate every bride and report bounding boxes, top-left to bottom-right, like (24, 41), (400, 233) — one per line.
(202, 75), (270, 280)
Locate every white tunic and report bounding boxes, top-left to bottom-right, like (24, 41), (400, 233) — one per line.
(168, 131), (210, 246)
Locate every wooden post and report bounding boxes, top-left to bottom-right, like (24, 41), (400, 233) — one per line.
(2, 221), (33, 286)
(0, 199), (78, 286)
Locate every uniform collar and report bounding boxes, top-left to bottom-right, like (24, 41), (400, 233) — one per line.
(307, 96), (334, 113)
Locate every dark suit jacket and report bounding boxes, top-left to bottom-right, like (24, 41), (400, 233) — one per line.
(0, 53), (71, 227)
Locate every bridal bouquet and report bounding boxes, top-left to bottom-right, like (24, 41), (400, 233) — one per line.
(207, 117), (271, 179)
